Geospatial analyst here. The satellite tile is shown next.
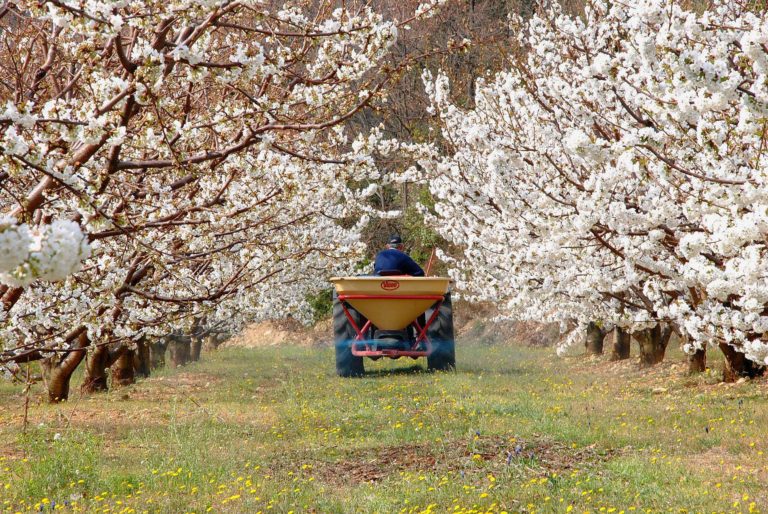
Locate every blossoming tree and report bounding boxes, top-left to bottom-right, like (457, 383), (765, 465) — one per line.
(0, 0), (446, 400)
(414, 0), (768, 378)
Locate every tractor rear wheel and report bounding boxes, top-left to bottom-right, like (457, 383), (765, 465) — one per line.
(333, 291), (365, 377)
(427, 292), (455, 371)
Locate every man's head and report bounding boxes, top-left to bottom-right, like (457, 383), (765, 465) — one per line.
(386, 234), (404, 250)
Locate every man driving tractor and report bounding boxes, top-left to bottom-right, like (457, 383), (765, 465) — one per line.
(330, 233), (454, 376)
(374, 235), (425, 277)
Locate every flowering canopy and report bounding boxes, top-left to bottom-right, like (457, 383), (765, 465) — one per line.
(0, 216), (90, 286)
(0, 0), (445, 364)
(416, 0), (768, 363)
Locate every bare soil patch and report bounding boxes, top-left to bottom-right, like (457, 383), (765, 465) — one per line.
(0, 370), (230, 445)
(0, 446), (26, 459)
(224, 318), (331, 348)
(313, 435), (623, 486)
(568, 353), (768, 394)
(453, 301), (559, 347)
(315, 443), (436, 484)
(458, 318), (559, 347)
(129, 371), (223, 401)
(682, 446), (768, 483)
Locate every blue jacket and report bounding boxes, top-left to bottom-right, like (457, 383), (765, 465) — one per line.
(374, 248), (425, 276)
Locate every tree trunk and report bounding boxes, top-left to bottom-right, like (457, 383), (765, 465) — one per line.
(719, 343), (765, 382)
(44, 333), (89, 403)
(688, 347), (707, 374)
(635, 324), (673, 367)
(168, 333), (191, 368)
(134, 338), (151, 378)
(585, 322), (606, 356)
(149, 339), (168, 370)
(111, 349), (136, 387)
(81, 343), (124, 394)
(190, 336), (203, 362)
(204, 332), (228, 351)
(82, 345), (110, 394)
(203, 335), (218, 352)
(190, 317), (205, 362)
(609, 328), (631, 361)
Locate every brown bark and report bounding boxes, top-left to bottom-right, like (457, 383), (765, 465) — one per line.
(134, 338), (151, 378)
(111, 349), (136, 387)
(2, 286), (23, 312)
(688, 347), (707, 374)
(203, 335), (218, 352)
(190, 317), (204, 362)
(42, 333), (89, 403)
(81, 345), (110, 394)
(190, 336), (203, 362)
(719, 343), (765, 383)
(634, 324), (673, 367)
(609, 327), (631, 361)
(81, 344), (124, 394)
(168, 333), (191, 368)
(585, 322), (607, 356)
(203, 332), (229, 351)
(149, 339), (168, 369)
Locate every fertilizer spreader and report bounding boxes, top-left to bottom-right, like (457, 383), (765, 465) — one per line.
(330, 276), (455, 376)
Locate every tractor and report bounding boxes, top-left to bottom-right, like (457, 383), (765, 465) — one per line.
(330, 276), (455, 376)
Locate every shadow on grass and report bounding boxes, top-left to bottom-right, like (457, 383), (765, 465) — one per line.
(354, 363), (525, 378)
(362, 365), (428, 377)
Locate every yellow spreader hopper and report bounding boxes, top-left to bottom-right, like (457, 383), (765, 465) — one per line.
(330, 276), (455, 376)
(330, 277), (450, 330)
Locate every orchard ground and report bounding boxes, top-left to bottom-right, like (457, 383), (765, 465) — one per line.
(1, 333), (767, 513)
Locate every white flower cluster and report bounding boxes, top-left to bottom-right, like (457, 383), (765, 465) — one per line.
(0, 217), (90, 287)
(0, 217), (31, 274)
(417, 0), (768, 364)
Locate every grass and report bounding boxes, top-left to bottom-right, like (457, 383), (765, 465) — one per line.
(1, 342), (767, 513)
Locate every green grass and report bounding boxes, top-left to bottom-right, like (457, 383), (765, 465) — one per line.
(1, 343), (767, 513)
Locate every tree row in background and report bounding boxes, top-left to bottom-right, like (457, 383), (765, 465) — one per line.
(0, 0), (448, 401)
(397, 0), (768, 380)
(6, 0), (768, 397)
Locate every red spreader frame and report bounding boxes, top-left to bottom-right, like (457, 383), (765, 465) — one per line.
(337, 294), (445, 358)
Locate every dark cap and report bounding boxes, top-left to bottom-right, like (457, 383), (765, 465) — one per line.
(388, 234), (402, 245)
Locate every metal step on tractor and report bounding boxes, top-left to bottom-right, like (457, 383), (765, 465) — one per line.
(329, 276), (455, 377)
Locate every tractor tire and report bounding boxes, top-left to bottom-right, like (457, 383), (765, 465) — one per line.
(333, 291), (365, 377)
(427, 292), (455, 371)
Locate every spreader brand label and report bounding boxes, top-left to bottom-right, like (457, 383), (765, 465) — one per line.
(380, 280), (400, 291)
